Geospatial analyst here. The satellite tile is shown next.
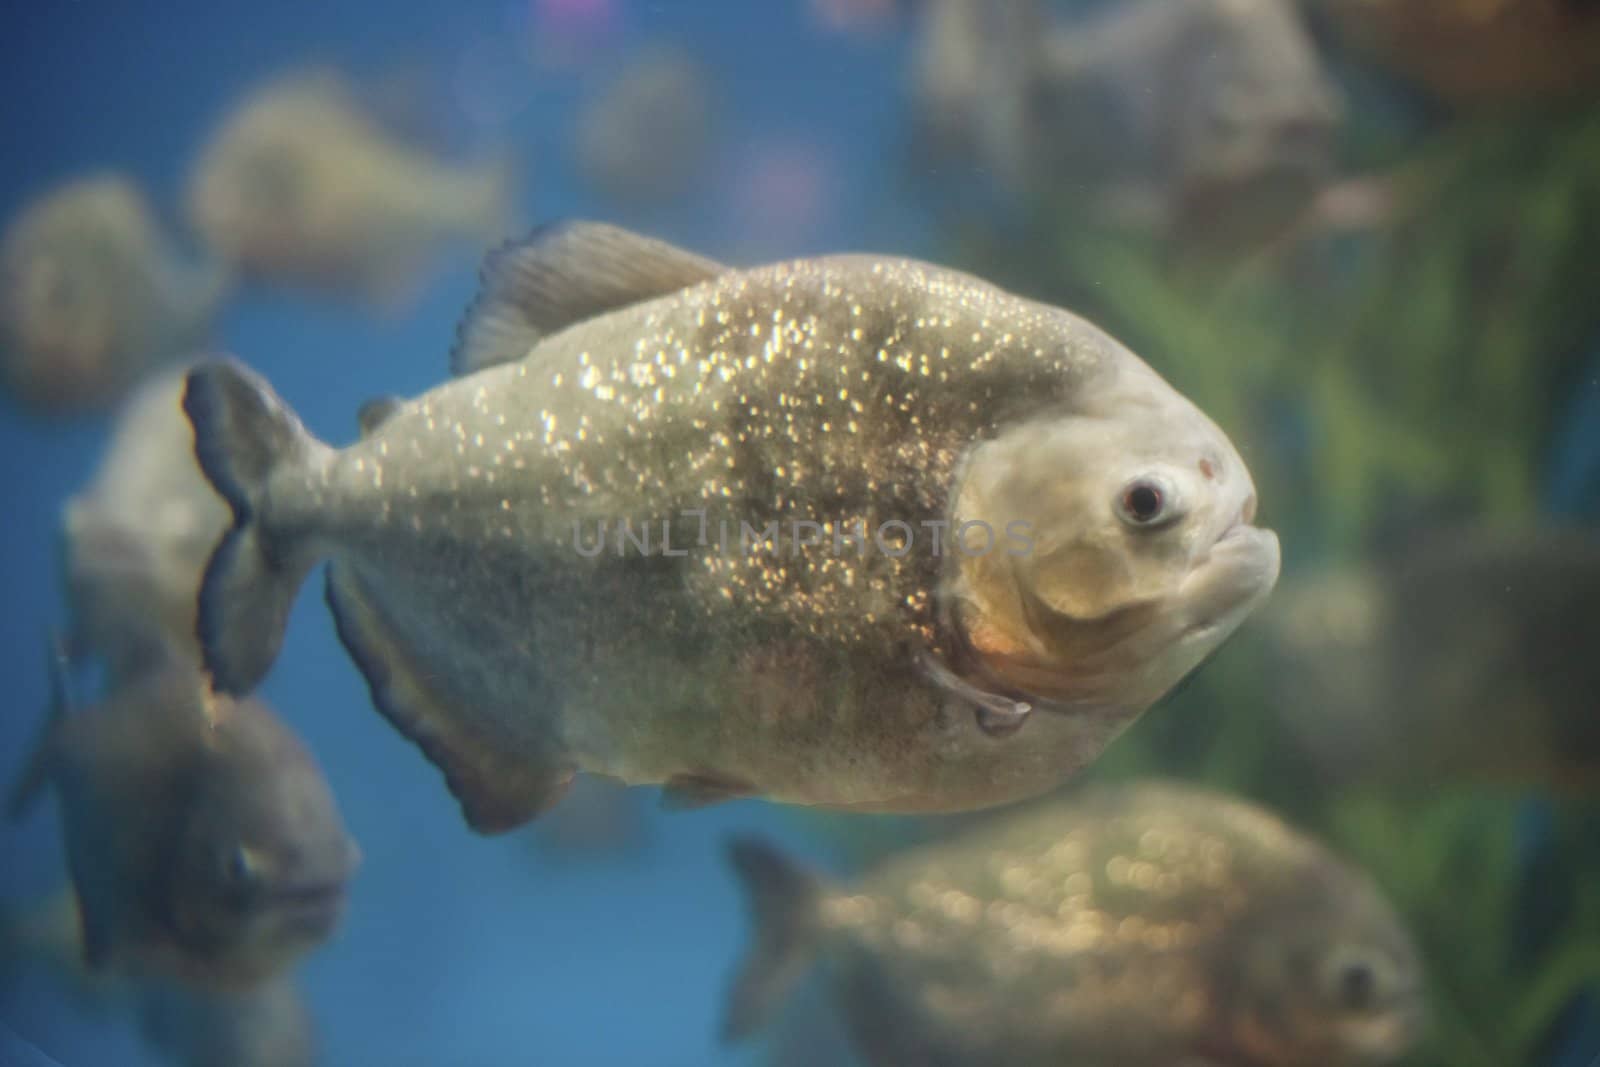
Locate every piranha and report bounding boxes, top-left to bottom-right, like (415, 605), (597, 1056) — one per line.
(911, 0), (1343, 250)
(1, 889), (316, 1067)
(0, 174), (227, 413)
(1267, 525), (1600, 793)
(182, 221), (1279, 833)
(1315, 0), (1600, 104)
(186, 69), (514, 310)
(7, 647), (360, 987)
(724, 781), (1426, 1067)
(575, 45), (717, 208)
(62, 365), (231, 685)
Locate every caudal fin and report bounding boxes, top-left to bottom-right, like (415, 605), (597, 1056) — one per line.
(183, 359), (327, 696)
(723, 837), (826, 1043)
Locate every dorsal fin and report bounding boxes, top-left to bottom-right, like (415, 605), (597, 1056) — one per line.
(450, 221), (726, 377)
(356, 396), (404, 437)
(7, 635), (75, 819)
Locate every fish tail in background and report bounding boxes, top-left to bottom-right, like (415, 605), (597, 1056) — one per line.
(723, 837), (826, 1043)
(183, 360), (330, 696)
(454, 152), (522, 246)
(6, 636), (73, 820)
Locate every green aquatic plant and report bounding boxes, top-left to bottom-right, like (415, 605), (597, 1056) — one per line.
(908, 99), (1600, 1067)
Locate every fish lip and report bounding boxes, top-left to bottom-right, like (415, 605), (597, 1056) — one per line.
(1179, 522), (1281, 638)
(263, 879), (349, 911)
(1353, 992), (1429, 1059)
(263, 881), (350, 936)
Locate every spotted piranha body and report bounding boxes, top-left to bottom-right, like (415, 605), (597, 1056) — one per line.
(183, 222), (1279, 833)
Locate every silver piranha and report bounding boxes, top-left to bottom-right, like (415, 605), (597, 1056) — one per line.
(7, 648), (359, 987)
(724, 781), (1425, 1067)
(187, 68), (514, 310)
(911, 0), (1343, 250)
(62, 365), (231, 685)
(182, 221), (1279, 832)
(0, 175), (226, 413)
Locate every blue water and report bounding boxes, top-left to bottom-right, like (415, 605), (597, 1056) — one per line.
(0, 3), (914, 1064)
(5, 3), (1600, 1065)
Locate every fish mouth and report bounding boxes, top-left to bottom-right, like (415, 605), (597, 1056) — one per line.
(1343, 993), (1429, 1061)
(934, 502), (1278, 714)
(263, 880), (350, 935)
(1175, 504), (1280, 642)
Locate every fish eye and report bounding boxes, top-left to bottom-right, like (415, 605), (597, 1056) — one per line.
(1322, 949), (1390, 1013)
(221, 844), (261, 888)
(1337, 961), (1376, 1010)
(1116, 478), (1175, 528)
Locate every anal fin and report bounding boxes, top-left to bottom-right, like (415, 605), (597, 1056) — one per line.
(324, 563), (574, 833)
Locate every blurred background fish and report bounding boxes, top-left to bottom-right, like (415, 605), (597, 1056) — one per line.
(726, 780), (1424, 1066)
(1, 890), (316, 1067)
(909, 0), (1345, 254)
(7, 651), (359, 988)
(60, 366), (229, 685)
(574, 44), (718, 209)
(1313, 0), (1600, 105)
(136, 976), (314, 1067)
(186, 69), (517, 312)
(807, 0), (901, 40)
(1266, 525), (1600, 793)
(0, 176), (226, 416)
